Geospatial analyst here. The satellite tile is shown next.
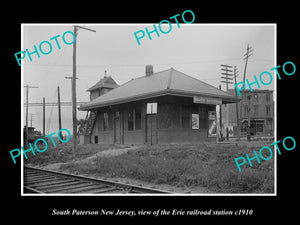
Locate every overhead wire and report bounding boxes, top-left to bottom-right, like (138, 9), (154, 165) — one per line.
(22, 57), (244, 68)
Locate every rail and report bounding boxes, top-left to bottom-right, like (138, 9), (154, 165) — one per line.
(24, 166), (173, 194)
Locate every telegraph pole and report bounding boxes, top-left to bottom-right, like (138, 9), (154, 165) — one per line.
(24, 85), (38, 146)
(220, 64), (233, 141)
(247, 95), (251, 141)
(239, 44), (253, 139)
(43, 97), (45, 137)
(233, 66), (240, 139)
(220, 64), (234, 91)
(217, 85), (223, 142)
(72, 26), (78, 153)
(70, 25), (96, 153)
(65, 75), (78, 148)
(57, 86), (63, 142)
(30, 113), (34, 127)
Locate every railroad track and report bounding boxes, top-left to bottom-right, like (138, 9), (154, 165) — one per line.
(24, 166), (172, 194)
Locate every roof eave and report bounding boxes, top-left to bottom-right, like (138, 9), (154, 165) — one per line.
(78, 89), (240, 111)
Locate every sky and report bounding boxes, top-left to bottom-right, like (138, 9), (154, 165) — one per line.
(22, 24), (275, 134)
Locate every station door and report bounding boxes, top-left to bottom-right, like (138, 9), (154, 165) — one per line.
(145, 114), (157, 145)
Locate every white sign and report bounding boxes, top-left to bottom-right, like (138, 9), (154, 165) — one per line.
(208, 120), (216, 137)
(147, 103), (157, 114)
(228, 125), (234, 137)
(193, 96), (222, 105)
(208, 111), (216, 120)
(191, 114), (199, 129)
(208, 111), (216, 137)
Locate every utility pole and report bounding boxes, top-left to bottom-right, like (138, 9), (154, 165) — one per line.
(239, 44), (253, 139)
(220, 64), (233, 141)
(24, 85), (38, 146)
(247, 95), (251, 141)
(43, 97), (45, 137)
(57, 86), (63, 142)
(217, 85), (223, 142)
(65, 76), (78, 146)
(65, 76), (78, 83)
(233, 66), (240, 139)
(30, 113), (34, 127)
(72, 25), (78, 153)
(220, 64), (234, 91)
(70, 25), (96, 154)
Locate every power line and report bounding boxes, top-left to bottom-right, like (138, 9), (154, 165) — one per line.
(24, 101), (87, 107)
(249, 58), (273, 63)
(22, 58), (243, 68)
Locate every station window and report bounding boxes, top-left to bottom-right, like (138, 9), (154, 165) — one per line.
(128, 110), (134, 131)
(241, 121), (248, 133)
(114, 111), (120, 118)
(135, 109), (142, 130)
(94, 136), (98, 144)
(103, 112), (109, 131)
(266, 106), (271, 116)
(257, 123), (264, 133)
(243, 105), (248, 117)
(253, 105), (258, 116)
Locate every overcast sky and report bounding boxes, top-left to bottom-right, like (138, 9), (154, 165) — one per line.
(22, 24), (275, 134)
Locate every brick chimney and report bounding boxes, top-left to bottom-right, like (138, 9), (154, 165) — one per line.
(145, 65), (154, 76)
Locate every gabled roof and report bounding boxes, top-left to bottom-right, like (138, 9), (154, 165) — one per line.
(79, 68), (239, 111)
(86, 76), (119, 92)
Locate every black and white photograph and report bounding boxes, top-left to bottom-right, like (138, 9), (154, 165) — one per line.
(21, 24), (275, 195)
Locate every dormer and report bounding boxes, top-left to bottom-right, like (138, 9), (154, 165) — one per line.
(86, 71), (119, 101)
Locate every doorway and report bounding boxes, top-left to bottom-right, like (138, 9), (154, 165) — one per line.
(250, 120), (256, 136)
(145, 114), (157, 145)
(114, 111), (122, 144)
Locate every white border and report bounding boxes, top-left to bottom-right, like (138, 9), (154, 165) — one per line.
(21, 23), (277, 196)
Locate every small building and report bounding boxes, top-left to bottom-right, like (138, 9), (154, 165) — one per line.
(79, 66), (239, 145)
(222, 89), (274, 137)
(23, 126), (36, 145)
(79, 73), (119, 144)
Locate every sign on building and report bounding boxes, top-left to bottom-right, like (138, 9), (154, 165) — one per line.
(191, 114), (199, 129)
(228, 125), (234, 137)
(208, 111), (216, 120)
(193, 96), (222, 105)
(208, 111), (216, 137)
(147, 103), (158, 114)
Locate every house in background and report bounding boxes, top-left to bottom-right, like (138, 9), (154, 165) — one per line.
(78, 66), (239, 145)
(222, 89), (274, 137)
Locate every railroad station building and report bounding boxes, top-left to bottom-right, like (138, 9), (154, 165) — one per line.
(78, 66), (239, 145)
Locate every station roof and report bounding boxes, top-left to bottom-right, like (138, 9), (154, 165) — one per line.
(79, 68), (239, 111)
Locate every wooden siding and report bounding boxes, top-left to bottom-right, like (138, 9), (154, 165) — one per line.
(90, 96), (216, 144)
